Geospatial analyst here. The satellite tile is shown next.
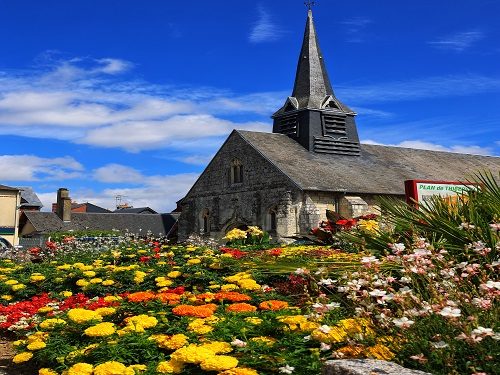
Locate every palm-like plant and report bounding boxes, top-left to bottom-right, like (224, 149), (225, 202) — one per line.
(376, 171), (499, 259)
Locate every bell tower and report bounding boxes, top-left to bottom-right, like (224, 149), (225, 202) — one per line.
(272, 9), (360, 156)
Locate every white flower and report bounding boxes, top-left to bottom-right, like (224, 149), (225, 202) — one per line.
(361, 256), (379, 264)
(431, 341), (449, 349)
(369, 289), (387, 297)
(320, 342), (332, 351)
(294, 268), (307, 275)
(393, 317), (415, 328)
(325, 302), (341, 309)
(318, 325), (331, 334)
(485, 280), (500, 290)
(471, 327), (494, 336)
(400, 276), (412, 283)
(279, 364), (295, 374)
(318, 278), (336, 287)
(231, 339), (247, 347)
(439, 307), (461, 318)
(303, 335), (311, 341)
(391, 243), (406, 253)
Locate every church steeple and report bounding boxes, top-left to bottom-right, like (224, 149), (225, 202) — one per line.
(273, 8), (360, 156)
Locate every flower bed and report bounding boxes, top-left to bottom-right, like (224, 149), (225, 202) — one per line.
(0, 231), (498, 374)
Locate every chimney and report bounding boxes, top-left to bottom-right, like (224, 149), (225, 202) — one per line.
(56, 188), (71, 222)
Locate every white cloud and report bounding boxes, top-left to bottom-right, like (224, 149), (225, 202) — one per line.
(429, 30), (484, 52)
(0, 155), (84, 181)
(0, 56), (272, 154)
(38, 171), (199, 213)
(93, 164), (144, 183)
(249, 6), (285, 43)
(362, 139), (494, 156)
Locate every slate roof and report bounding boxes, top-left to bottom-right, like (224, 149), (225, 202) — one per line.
(113, 207), (158, 214)
(16, 187), (43, 208)
(0, 184), (19, 191)
(72, 203), (111, 213)
(237, 130), (500, 196)
(22, 212), (178, 236)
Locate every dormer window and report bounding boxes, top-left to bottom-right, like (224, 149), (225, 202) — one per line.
(230, 159), (243, 184)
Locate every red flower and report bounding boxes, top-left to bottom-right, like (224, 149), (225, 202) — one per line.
(45, 241), (57, 250)
(139, 256), (151, 263)
(269, 248), (282, 256)
(29, 247), (41, 255)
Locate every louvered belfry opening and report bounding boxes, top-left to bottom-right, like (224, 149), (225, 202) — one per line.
(272, 9), (361, 156)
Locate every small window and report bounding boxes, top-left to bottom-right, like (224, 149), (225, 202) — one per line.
(230, 159), (243, 184)
(270, 211), (277, 231)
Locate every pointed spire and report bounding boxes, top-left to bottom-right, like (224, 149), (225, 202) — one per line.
(291, 9), (334, 109)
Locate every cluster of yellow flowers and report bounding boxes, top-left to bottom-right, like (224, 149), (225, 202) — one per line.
(160, 342), (239, 373)
(278, 315), (320, 332)
(118, 314), (158, 334)
(67, 308), (103, 324)
(311, 318), (375, 344)
(224, 272), (261, 291)
(223, 228), (247, 241)
(357, 219), (379, 233)
(84, 322), (116, 337)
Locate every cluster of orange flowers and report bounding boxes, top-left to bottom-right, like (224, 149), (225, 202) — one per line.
(226, 303), (257, 313)
(172, 304), (218, 318)
(259, 300), (289, 311)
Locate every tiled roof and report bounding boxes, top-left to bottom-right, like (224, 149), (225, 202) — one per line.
(113, 207), (158, 214)
(16, 187), (43, 208)
(237, 130), (500, 195)
(0, 184), (19, 191)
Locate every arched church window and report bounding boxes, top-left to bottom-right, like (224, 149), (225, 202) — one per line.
(230, 159), (243, 184)
(268, 207), (277, 232)
(201, 209), (210, 234)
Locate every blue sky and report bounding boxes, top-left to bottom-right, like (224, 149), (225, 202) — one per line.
(0, 0), (499, 212)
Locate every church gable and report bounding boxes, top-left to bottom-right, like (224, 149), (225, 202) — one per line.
(178, 130), (301, 238)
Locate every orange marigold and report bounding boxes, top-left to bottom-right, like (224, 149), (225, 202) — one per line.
(157, 293), (181, 305)
(259, 300), (289, 311)
(127, 291), (156, 303)
(226, 303), (257, 313)
(214, 292), (252, 302)
(172, 304), (217, 318)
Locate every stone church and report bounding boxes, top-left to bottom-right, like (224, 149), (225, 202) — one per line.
(177, 9), (500, 241)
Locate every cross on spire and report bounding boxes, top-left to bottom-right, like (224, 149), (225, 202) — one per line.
(304, 1), (315, 10)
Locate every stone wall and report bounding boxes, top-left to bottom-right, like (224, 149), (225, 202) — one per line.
(178, 132), (300, 241)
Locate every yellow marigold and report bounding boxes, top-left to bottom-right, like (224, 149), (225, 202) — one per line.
(237, 279), (260, 291)
(12, 284), (26, 291)
(39, 369), (58, 375)
(93, 361), (129, 375)
(12, 340), (26, 347)
(200, 355), (238, 371)
(30, 274), (46, 282)
(218, 368), (259, 375)
(1, 295), (13, 301)
(27, 331), (48, 343)
(60, 291), (73, 297)
(5, 279), (18, 285)
(102, 279), (115, 286)
(76, 279), (89, 287)
(39, 317), (65, 330)
(151, 333), (189, 350)
(170, 344), (215, 364)
(104, 296), (122, 302)
(311, 325), (348, 344)
(67, 363), (93, 375)
(246, 226), (263, 236)
(27, 340), (46, 350)
(156, 360), (184, 374)
(167, 271), (181, 278)
(57, 264), (71, 270)
(84, 322), (116, 337)
(83, 271), (96, 277)
(124, 315), (158, 329)
(201, 341), (232, 354)
(12, 351), (33, 363)
(188, 322), (213, 334)
(221, 284), (239, 291)
(67, 308), (103, 324)
(186, 258), (201, 265)
(92, 308), (114, 317)
(90, 278), (103, 284)
(37, 306), (54, 314)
